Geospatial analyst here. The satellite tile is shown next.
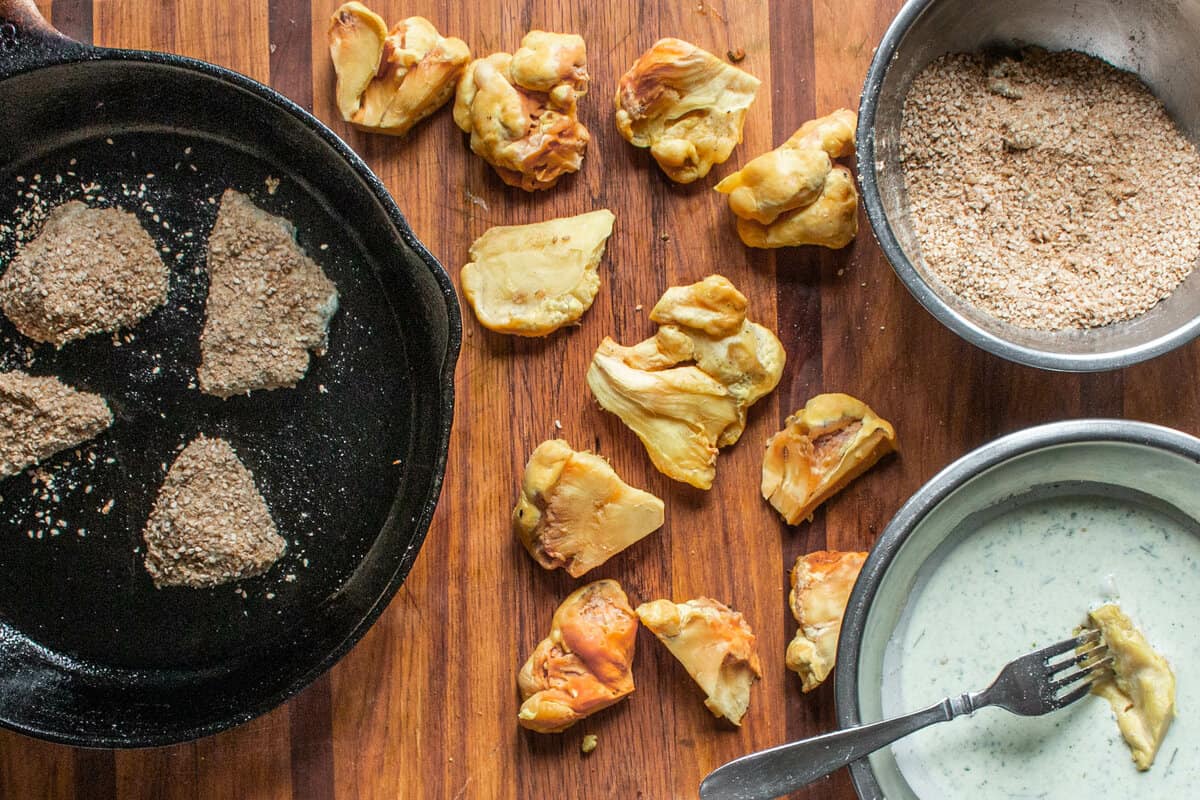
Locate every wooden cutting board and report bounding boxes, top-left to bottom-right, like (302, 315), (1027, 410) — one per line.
(2, 0), (1190, 798)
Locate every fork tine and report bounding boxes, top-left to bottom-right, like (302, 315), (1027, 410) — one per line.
(1047, 642), (1107, 675)
(1037, 629), (1099, 661)
(1051, 678), (1099, 709)
(1048, 655), (1113, 693)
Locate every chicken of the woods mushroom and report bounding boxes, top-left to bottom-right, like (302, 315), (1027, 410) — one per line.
(518, 580), (637, 733)
(614, 38), (760, 184)
(328, 3), (470, 136)
(716, 109), (860, 249)
(513, 439), (664, 577)
(454, 31), (591, 190)
(587, 275), (784, 490)
(636, 598), (762, 725)
(761, 393), (896, 524)
(460, 210), (615, 336)
(1085, 604), (1176, 770)
(786, 550), (866, 692)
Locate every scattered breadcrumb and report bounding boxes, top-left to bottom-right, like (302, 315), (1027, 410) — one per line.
(581, 734), (598, 754)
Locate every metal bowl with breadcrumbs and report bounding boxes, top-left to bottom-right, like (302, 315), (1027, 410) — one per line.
(859, 0), (1200, 371)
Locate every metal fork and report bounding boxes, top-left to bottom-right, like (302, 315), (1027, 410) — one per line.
(699, 630), (1112, 800)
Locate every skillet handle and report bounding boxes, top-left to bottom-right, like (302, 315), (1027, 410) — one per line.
(0, 0), (82, 78)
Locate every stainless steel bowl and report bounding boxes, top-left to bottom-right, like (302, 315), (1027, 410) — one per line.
(834, 419), (1200, 798)
(858, 0), (1200, 371)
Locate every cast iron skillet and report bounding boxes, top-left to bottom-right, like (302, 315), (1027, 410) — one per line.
(0, 0), (460, 746)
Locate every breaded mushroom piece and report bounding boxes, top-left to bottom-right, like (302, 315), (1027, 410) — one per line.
(0, 201), (168, 346)
(198, 189), (339, 398)
(0, 371), (112, 479)
(142, 435), (286, 589)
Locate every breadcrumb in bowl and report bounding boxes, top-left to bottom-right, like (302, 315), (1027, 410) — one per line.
(858, 0), (1200, 371)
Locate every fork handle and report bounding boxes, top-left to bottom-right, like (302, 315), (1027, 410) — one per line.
(699, 695), (976, 800)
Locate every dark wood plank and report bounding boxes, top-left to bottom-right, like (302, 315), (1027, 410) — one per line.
(269, 0), (312, 110)
(47, 0), (89, 41)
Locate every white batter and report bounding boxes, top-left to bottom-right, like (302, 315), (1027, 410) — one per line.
(882, 493), (1199, 798)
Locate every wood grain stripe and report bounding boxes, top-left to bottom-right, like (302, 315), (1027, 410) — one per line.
(268, 0), (312, 110)
(288, 675), (336, 800)
(72, 748), (116, 800)
(767, 0), (822, 766)
(48, 0), (90, 41)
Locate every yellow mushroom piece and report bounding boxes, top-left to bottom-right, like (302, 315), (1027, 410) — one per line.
(786, 550), (866, 692)
(761, 393), (896, 524)
(328, 3), (469, 136)
(453, 31), (590, 190)
(513, 439), (664, 577)
(586, 275), (784, 490)
(517, 580), (637, 733)
(460, 210), (615, 337)
(1085, 604), (1176, 770)
(636, 597), (762, 725)
(587, 341), (740, 489)
(614, 38), (760, 184)
(716, 109), (859, 249)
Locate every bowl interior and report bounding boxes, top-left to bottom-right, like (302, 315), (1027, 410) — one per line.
(849, 435), (1200, 798)
(864, 0), (1200, 367)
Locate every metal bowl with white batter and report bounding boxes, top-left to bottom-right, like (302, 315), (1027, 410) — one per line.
(835, 420), (1200, 798)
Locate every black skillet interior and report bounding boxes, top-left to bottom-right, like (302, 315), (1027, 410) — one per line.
(0, 52), (459, 746)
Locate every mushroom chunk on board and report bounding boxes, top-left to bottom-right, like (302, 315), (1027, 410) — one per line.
(328, 2), (469, 136)
(637, 597), (762, 725)
(587, 275), (784, 489)
(454, 31), (591, 191)
(517, 580), (637, 733)
(614, 38), (760, 184)
(761, 393), (896, 524)
(513, 438), (664, 577)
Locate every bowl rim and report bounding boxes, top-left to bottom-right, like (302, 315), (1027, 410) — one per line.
(834, 418), (1200, 798)
(856, 0), (1200, 373)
